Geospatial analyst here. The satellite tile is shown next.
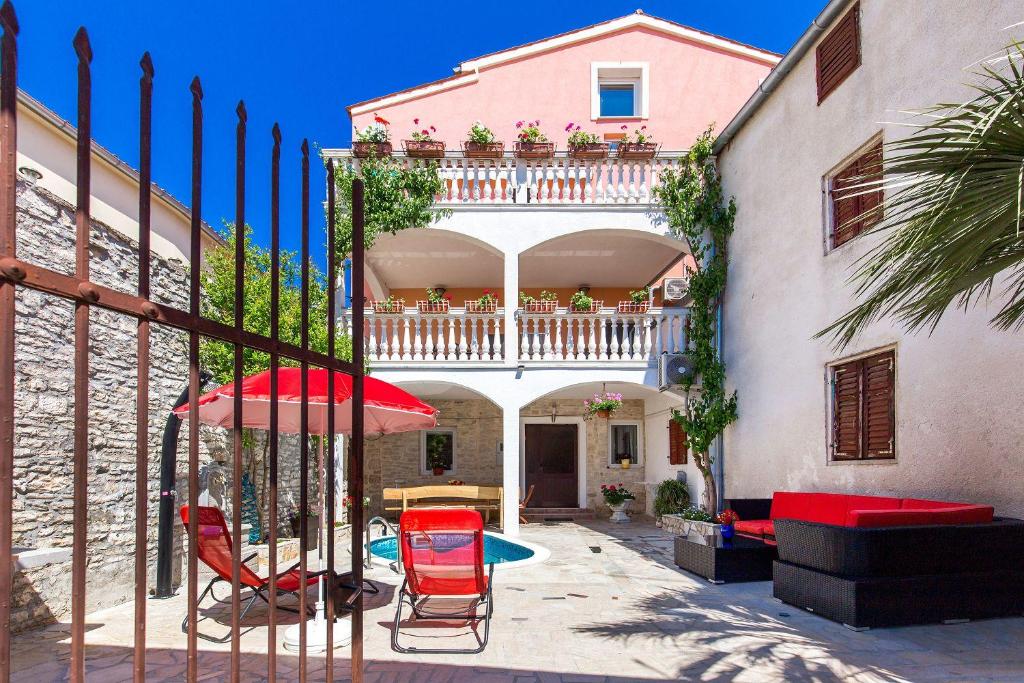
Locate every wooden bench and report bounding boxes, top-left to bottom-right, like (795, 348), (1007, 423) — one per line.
(382, 485), (504, 529)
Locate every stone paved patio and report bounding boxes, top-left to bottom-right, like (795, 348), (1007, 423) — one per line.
(10, 519), (1024, 682)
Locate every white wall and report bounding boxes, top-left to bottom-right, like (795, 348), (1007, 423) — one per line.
(717, 0), (1024, 517)
(643, 390), (702, 514)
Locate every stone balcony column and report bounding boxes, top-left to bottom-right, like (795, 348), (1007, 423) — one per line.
(501, 402), (522, 537)
(503, 249), (519, 368)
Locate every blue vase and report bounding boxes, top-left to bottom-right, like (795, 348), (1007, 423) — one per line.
(720, 524), (735, 540)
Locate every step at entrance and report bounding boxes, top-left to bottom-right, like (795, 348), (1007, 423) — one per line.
(521, 508), (596, 523)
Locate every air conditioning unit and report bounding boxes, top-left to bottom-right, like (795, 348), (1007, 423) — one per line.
(662, 277), (690, 302)
(659, 353), (699, 390)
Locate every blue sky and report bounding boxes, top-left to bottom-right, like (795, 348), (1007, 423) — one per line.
(15, 0), (824, 267)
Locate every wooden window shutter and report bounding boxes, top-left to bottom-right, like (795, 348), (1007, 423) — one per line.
(830, 139), (883, 249)
(862, 350), (895, 458)
(831, 359), (862, 460)
(816, 3), (861, 103)
(668, 419), (688, 465)
(856, 141), (884, 229)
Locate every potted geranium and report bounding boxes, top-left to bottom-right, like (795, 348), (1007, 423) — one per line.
(513, 120), (554, 159)
(600, 483), (635, 523)
(717, 509), (740, 540)
(584, 391), (623, 419)
(617, 125), (658, 159)
(353, 114), (393, 158)
(403, 118), (445, 158)
(566, 123), (609, 159)
(426, 451), (448, 476)
(463, 121), (504, 158)
(519, 290), (558, 313)
(371, 295), (405, 314)
(617, 287), (650, 313)
(569, 290), (602, 314)
(466, 289), (498, 314)
(418, 287), (452, 314)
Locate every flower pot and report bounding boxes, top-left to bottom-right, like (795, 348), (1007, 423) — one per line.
(463, 141), (505, 159)
(352, 141), (393, 158)
(616, 300), (650, 314)
(608, 500), (631, 523)
(432, 467), (446, 476)
(404, 139), (445, 158)
(568, 143), (609, 160)
(720, 524), (735, 540)
(569, 300), (603, 314)
(595, 408), (612, 419)
(289, 514), (320, 550)
(371, 300), (405, 314)
(465, 300), (498, 314)
(523, 300), (558, 313)
(617, 142), (658, 160)
(417, 300), (450, 314)
(620, 458), (631, 469)
(514, 141), (555, 159)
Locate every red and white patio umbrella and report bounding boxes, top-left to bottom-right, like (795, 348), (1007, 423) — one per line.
(173, 367), (437, 435)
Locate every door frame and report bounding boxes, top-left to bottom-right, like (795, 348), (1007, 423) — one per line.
(519, 417), (587, 509)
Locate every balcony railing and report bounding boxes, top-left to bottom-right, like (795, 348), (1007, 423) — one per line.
(322, 150), (687, 206)
(342, 307), (689, 365)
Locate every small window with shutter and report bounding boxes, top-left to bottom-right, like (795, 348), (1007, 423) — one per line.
(668, 419), (688, 465)
(828, 137), (883, 250)
(816, 3), (861, 103)
(829, 349), (895, 461)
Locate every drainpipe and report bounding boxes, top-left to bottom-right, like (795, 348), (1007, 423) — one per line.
(154, 370), (212, 598)
(714, 283), (725, 513)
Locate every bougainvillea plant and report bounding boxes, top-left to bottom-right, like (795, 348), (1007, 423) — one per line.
(409, 117), (439, 142)
(515, 119), (548, 143)
(600, 484), (636, 505)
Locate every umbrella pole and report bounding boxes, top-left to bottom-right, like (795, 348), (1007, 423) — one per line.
(316, 434), (326, 619)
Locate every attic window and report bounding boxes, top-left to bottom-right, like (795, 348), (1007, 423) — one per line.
(591, 62), (648, 119)
(816, 3), (861, 103)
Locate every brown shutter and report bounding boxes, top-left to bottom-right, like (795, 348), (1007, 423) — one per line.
(816, 3), (861, 103)
(830, 161), (860, 248)
(856, 141), (884, 229)
(832, 359), (861, 460)
(862, 350), (895, 458)
(668, 419), (687, 465)
(831, 139), (884, 248)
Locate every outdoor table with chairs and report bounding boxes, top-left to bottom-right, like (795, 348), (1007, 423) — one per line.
(382, 485), (504, 528)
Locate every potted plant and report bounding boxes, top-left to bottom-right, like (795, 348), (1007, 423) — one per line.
(653, 479), (691, 527)
(617, 125), (658, 159)
(569, 290), (602, 314)
(466, 289), (498, 314)
(403, 118), (445, 158)
(717, 509), (740, 540)
(584, 391), (623, 419)
(617, 287), (650, 313)
(371, 295), (405, 314)
(519, 290), (558, 313)
(566, 123), (609, 159)
(513, 120), (554, 159)
(418, 287), (452, 314)
(600, 483), (635, 523)
(680, 506), (717, 538)
(463, 121), (504, 158)
(426, 439), (449, 476)
(352, 114), (393, 158)
(288, 509), (320, 550)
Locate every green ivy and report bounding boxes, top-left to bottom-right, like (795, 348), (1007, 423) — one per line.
(653, 126), (738, 514)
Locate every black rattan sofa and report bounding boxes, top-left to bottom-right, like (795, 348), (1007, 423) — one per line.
(728, 493), (1024, 629)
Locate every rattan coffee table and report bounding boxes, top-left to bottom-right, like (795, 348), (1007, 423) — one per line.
(673, 531), (776, 583)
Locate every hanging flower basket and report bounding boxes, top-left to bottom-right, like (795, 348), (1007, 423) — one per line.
(568, 143), (609, 160)
(465, 300), (498, 314)
(617, 142), (658, 160)
(417, 300), (450, 314)
(371, 299), (405, 314)
(569, 300), (603, 314)
(352, 141), (393, 158)
(523, 300), (558, 313)
(463, 141), (505, 159)
(514, 141), (555, 159)
(404, 139), (446, 158)
(617, 301), (650, 314)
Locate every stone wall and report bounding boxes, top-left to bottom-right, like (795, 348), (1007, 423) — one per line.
(9, 181), (312, 633)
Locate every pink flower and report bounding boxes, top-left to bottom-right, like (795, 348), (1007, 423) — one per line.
(621, 124), (628, 130)
(421, 129), (429, 135)
(515, 120), (524, 129)
(413, 117), (419, 125)
(575, 125), (581, 131)
(430, 125), (436, 132)
(641, 125), (647, 130)
(565, 122), (573, 132)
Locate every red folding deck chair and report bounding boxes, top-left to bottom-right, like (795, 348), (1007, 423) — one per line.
(391, 509), (495, 654)
(180, 505), (376, 643)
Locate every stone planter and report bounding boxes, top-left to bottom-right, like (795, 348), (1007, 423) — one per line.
(352, 141), (392, 158)
(251, 538), (300, 574)
(403, 139), (445, 158)
(289, 514), (320, 551)
(463, 141), (505, 158)
(608, 500), (632, 523)
(661, 514), (720, 540)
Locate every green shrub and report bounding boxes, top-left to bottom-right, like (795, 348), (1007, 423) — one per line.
(654, 479), (691, 517)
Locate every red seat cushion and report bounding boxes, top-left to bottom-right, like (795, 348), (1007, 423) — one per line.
(770, 492), (848, 525)
(847, 509), (937, 528)
(734, 519), (774, 538)
(901, 498), (994, 524)
(844, 495), (902, 525)
(275, 569), (324, 592)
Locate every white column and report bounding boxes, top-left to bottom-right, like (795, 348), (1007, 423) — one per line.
(503, 250), (519, 367)
(501, 402), (521, 537)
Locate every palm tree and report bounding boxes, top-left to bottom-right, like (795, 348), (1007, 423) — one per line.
(818, 44), (1024, 348)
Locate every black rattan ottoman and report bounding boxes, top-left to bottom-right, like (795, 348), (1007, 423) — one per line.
(674, 533), (776, 583)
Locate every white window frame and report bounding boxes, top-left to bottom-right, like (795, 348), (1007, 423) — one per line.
(608, 420), (643, 466)
(420, 427), (457, 475)
(591, 62), (649, 119)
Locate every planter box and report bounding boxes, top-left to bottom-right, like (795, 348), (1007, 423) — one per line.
(523, 300), (558, 313)
(403, 139), (445, 158)
(352, 141), (392, 158)
(251, 538), (300, 575)
(288, 515), (320, 551)
(371, 300), (405, 314)
(617, 142), (658, 160)
(465, 300), (498, 314)
(514, 141), (555, 159)
(569, 300), (603, 314)
(568, 143), (609, 160)
(417, 300), (450, 314)
(463, 141), (505, 159)
(617, 301), (650, 314)
(661, 514), (720, 540)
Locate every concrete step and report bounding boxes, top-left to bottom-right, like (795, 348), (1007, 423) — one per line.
(521, 508), (596, 523)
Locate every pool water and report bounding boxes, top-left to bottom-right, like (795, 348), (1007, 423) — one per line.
(368, 533), (535, 565)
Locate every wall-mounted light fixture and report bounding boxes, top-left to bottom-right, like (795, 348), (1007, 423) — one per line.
(17, 166), (42, 186)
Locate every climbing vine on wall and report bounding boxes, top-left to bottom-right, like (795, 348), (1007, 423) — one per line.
(654, 126), (738, 514)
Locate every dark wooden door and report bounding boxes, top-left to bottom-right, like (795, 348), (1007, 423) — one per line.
(524, 424), (578, 508)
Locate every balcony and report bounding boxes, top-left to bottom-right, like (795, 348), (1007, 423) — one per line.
(342, 306), (689, 366)
(321, 150), (687, 206)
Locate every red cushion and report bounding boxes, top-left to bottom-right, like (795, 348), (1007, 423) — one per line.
(734, 519), (774, 538)
(847, 509), (936, 528)
(929, 505), (994, 524)
(844, 495), (902, 525)
(770, 492), (848, 525)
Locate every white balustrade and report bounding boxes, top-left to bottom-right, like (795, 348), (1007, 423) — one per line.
(516, 308), (689, 362)
(342, 309), (507, 364)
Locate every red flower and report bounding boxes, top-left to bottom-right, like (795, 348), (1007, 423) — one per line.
(430, 125), (437, 133)
(444, 294), (452, 301)
(515, 120), (524, 129)
(621, 124), (628, 130)
(413, 117), (419, 125)
(608, 485), (617, 491)
(421, 129), (429, 136)
(374, 114), (389, 126)
(483, 289), (491, 294)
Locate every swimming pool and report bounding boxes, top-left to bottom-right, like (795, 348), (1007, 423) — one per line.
(367, 531), (548, 570)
